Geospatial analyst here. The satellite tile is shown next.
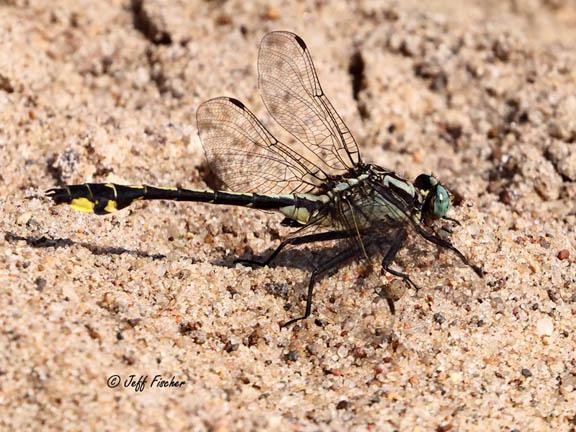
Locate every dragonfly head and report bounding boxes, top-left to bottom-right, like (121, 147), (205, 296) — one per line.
(414, 174), (450, 219)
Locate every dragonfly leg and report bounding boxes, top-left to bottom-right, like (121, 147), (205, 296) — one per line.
(381, 229), (419, 291)
(282, 245), (359, 327)
(234, 230), (354, 267)
(414, 224), (484, 277)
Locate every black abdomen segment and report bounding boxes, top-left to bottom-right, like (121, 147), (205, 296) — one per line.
(46, 183), (297, 215)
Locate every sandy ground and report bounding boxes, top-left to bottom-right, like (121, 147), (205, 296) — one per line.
(1, 0), (576, 430)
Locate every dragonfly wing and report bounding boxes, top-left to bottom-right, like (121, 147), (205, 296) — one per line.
(197, 97), (327, 194)
(258, 31), (362, 175)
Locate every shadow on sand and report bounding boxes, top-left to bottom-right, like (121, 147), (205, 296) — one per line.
(5, 232), (167, 260)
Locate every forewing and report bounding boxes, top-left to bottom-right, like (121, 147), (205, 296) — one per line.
(196, 97), (325, 194)
(258, 31), (362, 175)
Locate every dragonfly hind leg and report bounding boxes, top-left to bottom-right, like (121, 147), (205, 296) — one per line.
(234, 230), (354, 268)
(282, 245), (360, 328)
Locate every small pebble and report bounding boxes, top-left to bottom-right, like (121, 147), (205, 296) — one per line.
(337, 345), (349, 358)
(557, 249), (570, 260)
(263, 6), (280, 20)
(521, 368), (532, 378)
(306, 344), (318, 356)
(246, 327), (261, 347)
(351, 347), (367, 359)
(547, 290), (558, 303)
(499, 189), (513, 205)
(314, 318), (326, 327)
(224, 341), (239, 353)
(433, 313), (446, 324)
(17, 212), (33, 225)
(179, 321), (200, 335)
(215, 14), (232, 25)
(436, 424), (453, 432)
(285, 350), (299, 362)
(374, 364), (386, 375)
(34, 277), (47, 291)
(535, 316), (554, 337)
(85, 324), (101, 341)
(125, 318), (141, 328)
(560, 373), (576, 394)
(336, 400), (350, 410)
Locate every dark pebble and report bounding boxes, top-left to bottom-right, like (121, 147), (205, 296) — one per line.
(521, 368), (532, 378)
(306, 344), (318, 356)
(539, 239), (551, 249)
(179, 321), (201, 335)
(224, 341), (239, 353)
(446, 124), (462, 140)
(125, 318), (141, 328)
(433, 313), (446, 324)
(265, 283), (288, 298)
(547, 290), (558, 303)
(499, 189), (513, 205)
(122, 355), (135, 365)
(314, 318), (326, 327)
(285, 350), (299, 362)
(85, 324), (101, 341)
(34, 277), (47, 291)
(246, 327), (260, 347)
(352, 347), (367, 359)
(336, 400), (350, 410)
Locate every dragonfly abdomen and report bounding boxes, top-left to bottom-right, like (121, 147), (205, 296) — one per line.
(46, 183), (306, 215)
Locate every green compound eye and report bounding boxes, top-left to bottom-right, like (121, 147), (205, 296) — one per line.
(433, 185), (450, 218)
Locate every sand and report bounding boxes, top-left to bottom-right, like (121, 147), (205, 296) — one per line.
(1, 0), (575, 430)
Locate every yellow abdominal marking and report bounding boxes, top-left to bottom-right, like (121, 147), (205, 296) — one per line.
(70, 198), (95, 213)
(104, 200), (118, 213)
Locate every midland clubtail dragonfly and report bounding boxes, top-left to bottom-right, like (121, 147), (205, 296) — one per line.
(47, 31), (483, 326)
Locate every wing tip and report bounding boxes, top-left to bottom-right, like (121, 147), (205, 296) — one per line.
(262, 31), (307, 50)
(227, 97), (245, 109)
(293, 34), (306, 50)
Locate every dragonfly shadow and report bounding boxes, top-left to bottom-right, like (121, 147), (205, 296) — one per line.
(213, 233), (447, 290)
(214, 242), (353, 273)
(4, 232), (167, 260)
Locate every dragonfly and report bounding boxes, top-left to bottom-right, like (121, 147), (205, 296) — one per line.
(47, 31), (483, 327)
